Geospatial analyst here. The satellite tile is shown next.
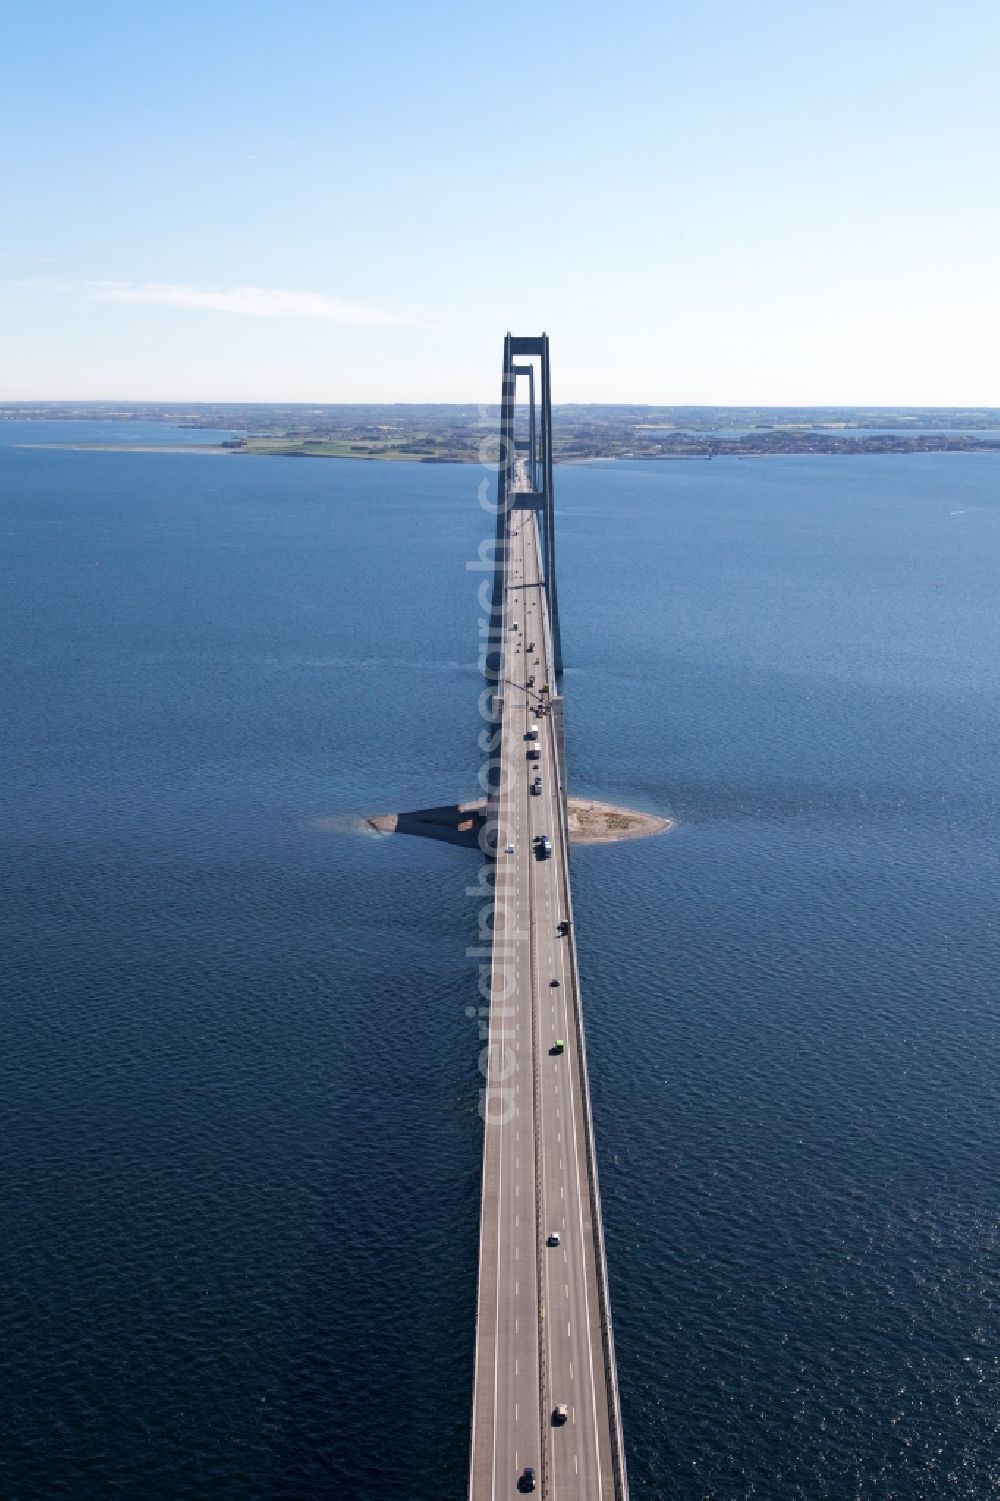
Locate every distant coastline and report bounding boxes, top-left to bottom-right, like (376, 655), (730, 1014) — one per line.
(19, 437), (1000, 464)
(7, 402), (1000, 463)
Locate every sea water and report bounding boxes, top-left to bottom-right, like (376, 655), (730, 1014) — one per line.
(1, 428), (997, 1499)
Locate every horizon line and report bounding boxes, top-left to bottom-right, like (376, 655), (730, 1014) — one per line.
(3, 398), (1000, 411)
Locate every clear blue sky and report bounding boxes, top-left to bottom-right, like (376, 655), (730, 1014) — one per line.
(3, 0), (998, 403)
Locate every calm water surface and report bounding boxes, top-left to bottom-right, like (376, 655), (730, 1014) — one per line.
(1, 428), (997, 1499)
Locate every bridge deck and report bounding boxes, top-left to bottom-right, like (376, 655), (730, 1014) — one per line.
(469, 485), (624, 1501)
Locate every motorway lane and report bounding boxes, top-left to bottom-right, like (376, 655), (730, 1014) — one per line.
(472, 481), (616, 1501)
(520, 510), (613, 1500)
(492, 507), (540, 1499)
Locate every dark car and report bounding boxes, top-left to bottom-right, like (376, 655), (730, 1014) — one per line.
(549, 977), (560, 987)
(519, 1467), (536, 1493)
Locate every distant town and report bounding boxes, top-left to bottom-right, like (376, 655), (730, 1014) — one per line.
(5, 402), (1000, 462)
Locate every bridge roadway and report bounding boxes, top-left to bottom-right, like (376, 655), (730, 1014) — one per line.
(470, 485), (620, 1500)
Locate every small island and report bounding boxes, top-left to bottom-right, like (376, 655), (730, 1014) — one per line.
(367, 797), (670, 847)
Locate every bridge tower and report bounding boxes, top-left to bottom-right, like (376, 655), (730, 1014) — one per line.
(494, 333), (563, 675)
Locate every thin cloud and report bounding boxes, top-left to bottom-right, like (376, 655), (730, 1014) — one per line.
(25, 279), (430, 328)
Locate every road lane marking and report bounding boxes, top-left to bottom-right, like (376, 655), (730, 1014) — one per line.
(559, 918), (606, 1501)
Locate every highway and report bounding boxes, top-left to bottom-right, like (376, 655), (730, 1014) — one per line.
(470, 468), (621, 1500)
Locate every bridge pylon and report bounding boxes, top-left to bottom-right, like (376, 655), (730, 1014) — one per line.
(494, 333), (563, 676)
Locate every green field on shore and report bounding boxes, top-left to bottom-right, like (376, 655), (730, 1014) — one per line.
(242, 436), (475, 461)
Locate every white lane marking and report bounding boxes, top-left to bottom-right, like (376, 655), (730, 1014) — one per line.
(560, 915), (606, 1501)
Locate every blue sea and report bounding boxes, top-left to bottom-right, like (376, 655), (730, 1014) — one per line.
(1, 425), (997, 1500)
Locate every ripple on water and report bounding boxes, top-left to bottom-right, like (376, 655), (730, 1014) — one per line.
(1, 440), (998, 1498)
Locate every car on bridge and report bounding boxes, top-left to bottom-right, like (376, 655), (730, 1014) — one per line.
(518, 1465), (536, 1492)
(552, 1039), (565, 1055)
(534, 834), (552, 858)
(531, 775), (542, 796)
(553, 1404), (569, 1425)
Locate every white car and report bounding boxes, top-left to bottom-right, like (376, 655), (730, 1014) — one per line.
(505, 842), (515, 854)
